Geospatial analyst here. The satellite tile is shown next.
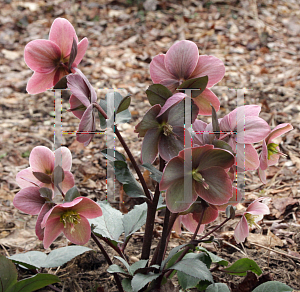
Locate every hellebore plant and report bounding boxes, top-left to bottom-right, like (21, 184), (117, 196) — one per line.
(10, 17), (295, 292)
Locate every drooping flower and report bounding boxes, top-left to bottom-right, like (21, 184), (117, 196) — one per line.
(24, 18), (88, 94)
(160, 145), (234, 213)
(16, 146), (74, 194)
(41, 197), (102, 248)
(135, 97), (199, 163)
(67, 69), (97, 146)
(150, 40), (225, 115)
(258, 123), (293, 183)
(234, 197), (270, 243)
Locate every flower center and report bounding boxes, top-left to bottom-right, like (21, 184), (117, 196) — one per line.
(192, 170), (209, 190)
(162, 123), (173, 136)
(244, 213), (261, 229)
(60, 210), (81, 233)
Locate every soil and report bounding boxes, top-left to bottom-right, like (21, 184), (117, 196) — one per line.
(1, 0), (300, 291)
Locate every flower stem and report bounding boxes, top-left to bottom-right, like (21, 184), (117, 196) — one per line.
(95, 233), (126, 259)
(197, 217), (230, 241)
(93, 102), (152, 203)
(91, 232), (124, 292)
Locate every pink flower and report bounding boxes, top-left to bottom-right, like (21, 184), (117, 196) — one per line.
(67, 69), (97, 146)
(234, 197), (270, 243)
(150, 40), (225, 115)
(24, 18), (88, 94)
(16, 146), (75, 194)
(258, 123), (293, 183)
(41, 197), (102, 248)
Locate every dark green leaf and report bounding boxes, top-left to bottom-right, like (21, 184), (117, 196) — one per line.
(107, 264), (128, 275)
(122, 278), (133, 292)
(225, 205), (236, 219)
(223, 258), (262, 276)
(177, 271), (199, 290)
(117, 95), (131, 114)
(51, 165), (65, 185)
(146, 84), (173, 106)
(39, 188), (53, 201)
(156, 194), (166, 211)
(142, 163), (163, 183)
(177, 76), (208, 98)
(196, 247), (228, 266)
(252, 281), (293, 292)
(131, 272), (161, 292)
(212, 140), (235, 155)
(196, 280), (211, 291)
(129, 260), (148, 275)
(0, 255), (18, 292)
(114, 256), (131, 272)
(32, 172), (52, 184)
(205, 283), (231, 292)
(7, 274), (60, 292)
(68, 38), (78, 71)
(101, 149), (126, 162)
(64, 186), (81, 202)
(53, 76), (68, 89)
(211, 104), (220, 138)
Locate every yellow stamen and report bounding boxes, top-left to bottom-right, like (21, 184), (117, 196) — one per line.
(60, 210), (81, 233)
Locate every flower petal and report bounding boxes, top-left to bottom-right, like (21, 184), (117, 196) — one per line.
(247, 198), (270, 215)
(76, 104), (95, 144)
(157, 93), (185, 118)
(165, 40), (199, 80)
(236, 144), (259, 171)
(150, 54), (176, 83)
(258, 167), (267, 184)
(26, 71), (57, 94)
(216, 187), (243, 211)
(24, 39), (60, 73)
(43, 218), (64, 249)
(259, 140), (268, 171)
(49, 18), (78, 57)
(36, 203), (52, 240)
(16, 167), (41, 188)
(69, 94), (86, 119)
(192, 88), (220, 116)
(59, 147), (73, 171)
(73, 37), (89, 67)
(189, 55), (225, 87)
(181, 213), (205, 235)
(141, 128), (160, 164)
(67, 74), (92, 107)
(13, 187), (45, 215)
(234, 215), (249, 243)
(192, 203), (219, 224)
(71, 197), (102, 218)
(61, 171), (75, 194)
(29, 146), (54, 173)
(172, 217), (182, 234)
(266, 123), (293, 144)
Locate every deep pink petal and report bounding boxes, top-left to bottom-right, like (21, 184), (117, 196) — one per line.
(67, 74), (91, 107)
(26, 71), (57, 94)
(189, 55), (225, 87)
(149, 54), (176, 83)
(181, 213), (205, 235)
(159, 78), (180, 93)
(141, 128), (160, 164)
(185, 145), (215, 170)
(43, 218), (64, 249)
(13, 187), (45, 215)
(247, 198), (270, 215)
(63, 215), (91, 245)
(71, 197), (102, 218)
(165, 40), (199, 80)
(266, 123), (293, 144)
(36, 203), (52, 240)
(69, 94), (86, 119)
(24, 39), (60, 73)
(191, 204), (219, 224)
(216, 187), (243, 211)
(49, 18), (78, 57)
(73, 37), (89, 67)
(16, 168), (41, 188)
(61, 171), (75, 194)
(29, 146), (54, 173)
(76, 105), (96, 144)
(157, 93), (185, 118)
(234, 215), (249, 243)
(192, 88), (220, 116)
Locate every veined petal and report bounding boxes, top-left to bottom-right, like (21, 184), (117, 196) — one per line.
(36, 203), (52, 240)
(67, 74), (91, 107)
(181, 213), (205, 235)
(61, 171), (75, 194)
(172, 216), (182, 235)
(69, 94), (86, 119)
(192, 88), (220, 116)
(76, 104), (95, 144)
(16, 167), (41, 188)
(24, 39), (60, 73)
(157, 93), (185, 118)
(165, 40), (199, 80)
(247, 198), (270, 215)
(234, 215), (249, 243)
(26, 70), (57, 94)
(191, 204), (219, 224)
(71, 197), (102, 218)
(259, 140), (268, 171)
(236, 144), (259, 171)
(150, 54), (175, 83)
(43, 218), (64, 249)
(192, 120), (208, 146)
(59, 147), (73, 171)
(29, 146), (55, 174)
(49, 18), (78, 57)
(13, 187), (45, 215)
(73, 37), (89, 67)
(159, 78), (180, 93)
(216, 187), (243, 211)
(160, 156), (184, 190)
(189, 55), (225, 87)
(266, 123), (293, 144)
(141, 128), (160, 164)
(258, 167), (267, 184)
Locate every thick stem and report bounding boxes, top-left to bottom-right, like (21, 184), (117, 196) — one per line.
(91, 232), (124, 292)
(93, 102), (152, 202)
(48, 285), (62, 292)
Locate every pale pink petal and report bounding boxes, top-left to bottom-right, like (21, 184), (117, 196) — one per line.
(157, 93), (185, 118)
(189, 55), (225, 87)
(26, 70), (57, 94)
(258, 167), (267, 184)
(259, 140), (268, 171)
(247, 198), (270, 215)
(76, 104), (95, 144)
(172, 217), (182, 235)
(16, 168), (41, 188)
(181, 213), (205, 235)
(61, 171), (75, 194)
(268, 150), (280, 166)
(29, 146), (54, 173)
(73, 37), (89, 67)
(69, 94), (86, 119)
(266, 123), (293, 144)
(150, 54), (176, 83)
(236, 144), (259, 171)
(234, 215), (249, 243)
(49, 18), (78, 57)
(165, 40), (199, 80)
(36, 203), (52, 240)
(24, 39), (60, 73)
(63, 215), (91, 245)
(59, 147), (73, 171)
(43, 218), (64, 249)
(192, 88), (220, 116)
(71, 197), (102, 218)
(13, 187), (45, 215)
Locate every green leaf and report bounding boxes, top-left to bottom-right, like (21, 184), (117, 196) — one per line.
(212, 140), (235, 155)
(131, 272), (161, 292)
(9, 251), (47, 269)
(196, 280), (211, 291)
(32, 172), (52, 184)
(64, 186), (81, 202)
(39, 188), (53, 201)
(68, 37), (78, 71)
(211, 104), (220, 139)
(89, 201), (124, 242)
(205, 283), (231, 292)
(161, 243), (190, 271)
(177, 76), (208, 98)
(196, 247), (228, 266)
(146, 84), (173, 106)
(6, 274), (60, 292)
(52, 165), (65, 185)
(114, 256), (131, 272)
(156, 194), (166, 211)
(252, 281), (293, 292)
(117, 95), (131, 114)
(0, 255), (18, 292)
(122, 278), (133, 292)
(167, 258), (213, 283)
(101, 149), (126, 162)
(177, 271), (199, 290)
(123, 203), (147, 240)
(107, 264), (128, 275)
(225, 205), (236, 220)
(129, 260), (148, 275)
(223, 258), (262, 276)
(142, 163), (163, 183)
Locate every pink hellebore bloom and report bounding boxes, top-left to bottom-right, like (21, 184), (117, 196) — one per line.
(24, 18), (88, 94)
(16, 146), (75, 194)
(67, 69), (97, 146)
(258, 123), (293, 183)
(150, 40), (225, 115)
(41, 197), (102, 248)
(234, 197), (270, 243)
